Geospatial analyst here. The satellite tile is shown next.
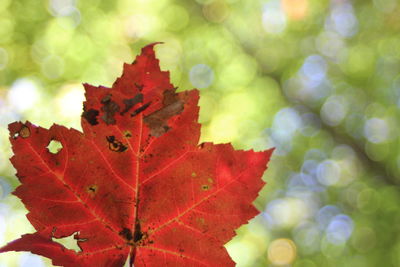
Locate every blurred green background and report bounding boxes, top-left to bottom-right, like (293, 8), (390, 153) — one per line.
(0, 0), (400, 266)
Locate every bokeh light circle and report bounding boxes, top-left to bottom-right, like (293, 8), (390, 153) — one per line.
(268, 238), (297, 265)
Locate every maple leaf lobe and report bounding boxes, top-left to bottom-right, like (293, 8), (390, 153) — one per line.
(1, 43), (273, 267)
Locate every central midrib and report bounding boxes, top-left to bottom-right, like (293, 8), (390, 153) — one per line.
(129, 110), (144, 263)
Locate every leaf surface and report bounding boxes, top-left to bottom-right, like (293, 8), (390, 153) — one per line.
(1, 44), (273, 267)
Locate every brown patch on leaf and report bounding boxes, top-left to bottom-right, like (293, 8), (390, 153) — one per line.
(10, 123), (31, 139)
(18, 125), (31, 138)
(120, 93), (143, 115)
(8, 122), (31, 139)
(163, 88), (179, 105)
(82, 108), (99, 126)
(134, 83), (144, 91)
(143, 89), (184, 137)
(106, 136), (128, 152)
(119, 228), (133, 241)
(131, 102), (151, 117)
(101, 94), (120, 125)
(133, 220), (148, 244)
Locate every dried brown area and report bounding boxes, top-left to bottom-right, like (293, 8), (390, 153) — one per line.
(143, 89), (184, 137)
(82, 108), (99, 126)
(121, 94), (143, 115)
(18, 125), (31, 138)
(101, 94), (120, 125)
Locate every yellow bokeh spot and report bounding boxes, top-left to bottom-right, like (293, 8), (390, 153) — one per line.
(207, 113), (238, 143)
(56, 84), (85, 122)
(163, 5), (189, 31)
(282, 0), (309, 20)
(268, 238), (297, 265)
(202, 0), (230, 23)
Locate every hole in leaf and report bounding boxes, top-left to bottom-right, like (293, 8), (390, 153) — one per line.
(52, 232), (85, 252)
(47, 140), (63, 154)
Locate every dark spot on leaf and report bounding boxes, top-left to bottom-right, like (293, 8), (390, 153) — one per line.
(134, 83), (144, 90)
(106, 136), (128, 152)
(133, 221), (143, 243)
(82, 108), (99, 126)
(101, 94), (120, 125)
(131, 102), (151, 117)
(51, 227), (57, 236)
(124, 131), (132, 138)
(120, 93), (143, 115)
(143, 90), (184, 137)
(135, 198), (140, 207)
(47, 140), (63, 154)
(87, 185), (98, 197)
(101, 94), (112, 103)
(201, 185), (210, 191)
(119, 228), (133, 241)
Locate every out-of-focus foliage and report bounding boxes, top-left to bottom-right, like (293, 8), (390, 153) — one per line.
(0, 0), (399, 266)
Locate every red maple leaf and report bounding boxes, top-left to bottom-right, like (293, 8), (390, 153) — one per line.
(1, 43), (273, 267)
